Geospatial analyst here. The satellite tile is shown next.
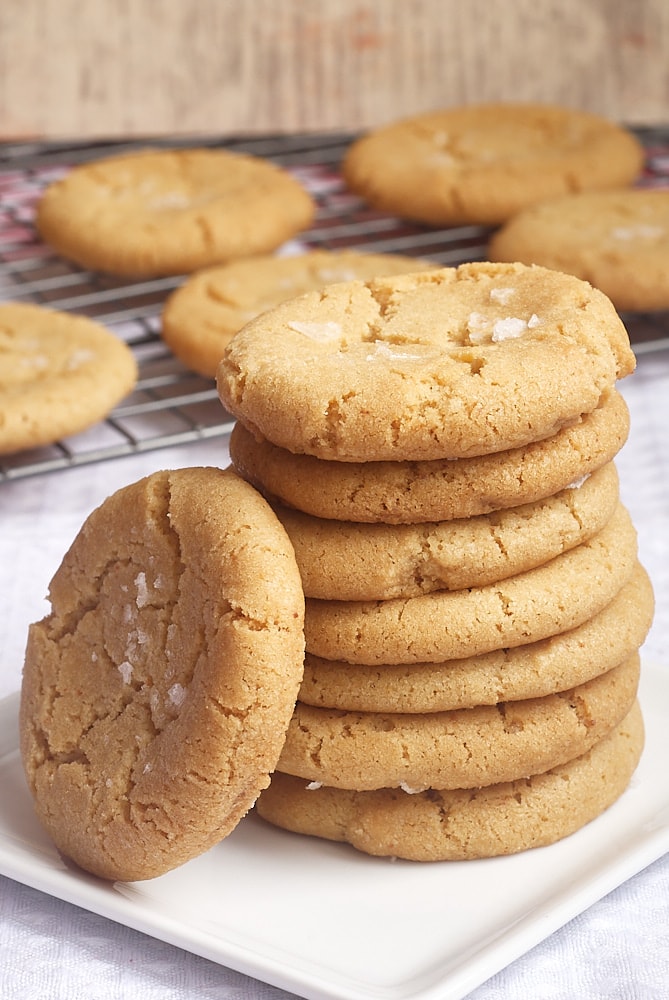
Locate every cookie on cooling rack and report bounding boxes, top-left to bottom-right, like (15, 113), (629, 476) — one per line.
(303, 504), (637, 664)
(257, 702), (644, 861)
(341, 103), (644, 226)
(35, 148), (315, 278)
(489, 188), (669, 312)
(0, 302), (138, 455)
(20, 467), (305, 881)
(228, 389), (629, 523)
(161, 250), (436, 378)
(218, 262), (635, 463)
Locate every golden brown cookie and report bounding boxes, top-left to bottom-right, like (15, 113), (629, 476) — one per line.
(257, 701), (644, 861)
(277, 461), (619, 600)
(161, 250), (435, 378)
(19, 467), (305, 881)
(0, 302), (138, 455)
(488, 188), (669, 312)
(276, 653), (640, 791)
(342, 103), (644, 226)
(229, 389), (629, 523)
(218, 263), (635, 463)
(304, 503), (637, 665)
(299, 563), (653, 713)
(36, 148), (315, 278)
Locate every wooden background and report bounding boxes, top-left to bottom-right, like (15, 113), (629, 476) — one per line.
(1, 0), (668, 141)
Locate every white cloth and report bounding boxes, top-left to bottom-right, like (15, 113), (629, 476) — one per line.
(1, 352), (668, 1000)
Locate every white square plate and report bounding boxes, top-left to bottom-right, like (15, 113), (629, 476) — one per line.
(1, 662), (668, 1000)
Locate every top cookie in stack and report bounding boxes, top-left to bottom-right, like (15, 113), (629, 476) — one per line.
(217, 261), (651, 862)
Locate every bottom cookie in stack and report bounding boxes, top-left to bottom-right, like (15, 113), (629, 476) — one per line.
(256, 703), (644, 861)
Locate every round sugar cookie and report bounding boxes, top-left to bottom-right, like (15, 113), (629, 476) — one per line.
(257, 701), (644, 861)
(0, 302), (138, 455)
(276, 653), (640, 791)
(277, 461), (619, 600)
(299, 563), (653, 712)
(161, 250), (435, 378)
(19, 467), (305, 881)
(489, 189), (669, 312)
(229, 389), (629, 523)
(36, 148), (315, 278)
(218, 262), (635, 463)
(304, 503), (637, 664)
(341, 103), (644, 226)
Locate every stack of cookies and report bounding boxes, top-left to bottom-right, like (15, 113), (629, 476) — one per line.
(218, 260), (654, 862)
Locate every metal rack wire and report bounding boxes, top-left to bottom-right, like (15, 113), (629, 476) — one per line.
(2, 128), (668, 483)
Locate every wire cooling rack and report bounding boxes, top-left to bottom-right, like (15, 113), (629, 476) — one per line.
(2, 128), (669, 483)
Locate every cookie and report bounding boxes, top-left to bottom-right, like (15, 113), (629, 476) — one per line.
(19, 467), (305, 881)
(218, 262), (635, 463)
(341, 103), (644, 226)
(488, 189), (669, 312)
(229, 389), (629, 523)
(35, 148), (315, 278)
(304, 503), (637, 665)
(162, 250), (436, 378)
(277, 461), (619, 601)
(257, 701), (644, 861)
(299, 563), (653, 712)
(276, 653), (640, 791)
(0, 302), (138, 455)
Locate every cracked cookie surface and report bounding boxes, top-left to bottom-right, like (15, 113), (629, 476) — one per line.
(257, 701), (644, 860)
(36, 148), (315, 278)
(19, 467), (305, 881)
(0, 302), (138, 455)
(161, 250), (436, 378)
(217, 262), (635, 462)
(341, 103), (643, 226)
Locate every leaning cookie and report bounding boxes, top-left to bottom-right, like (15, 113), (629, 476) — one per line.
(257, 702), (644, 861)
(277, 461), (619, 600)
(218, 262), (635, 463)
(299, 564), (654, 713)
(489, 189), (669, 312)
(305, 504), (637, 665)
(36, 148), (315, 278)
(161, 250), (435, 378)
(19, 467), (305, 881)
(229, 389), (629, 523)
(0, 302), (138, 455)
(277, 654), (640, 791)
(341, 103), (643, 226)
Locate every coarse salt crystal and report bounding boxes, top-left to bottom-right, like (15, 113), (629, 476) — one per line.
(489, 286), (516, 304)
(287, 320), (342, 342)
(566, 473), (590, 489)
(65, 348), (95, 370)
(491, 317), (528, 342)
(611, 224), (663, 241)
(306, 781), (322, 790)
(118, 661), (133, 684)
(367, 342), (425, 362)
(399, 782), (423, 794)
(168, 682), (187, 708)
(135, 571), (148, 608)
